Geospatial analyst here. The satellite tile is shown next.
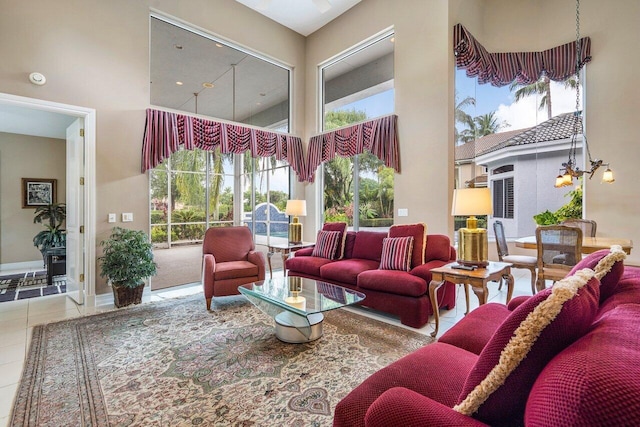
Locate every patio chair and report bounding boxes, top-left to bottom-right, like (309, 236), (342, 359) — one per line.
(561, 218), (597, 237)
(202, 226), (266, 309)
(535, 225), (582, 292)
(493, 220), (538, 294)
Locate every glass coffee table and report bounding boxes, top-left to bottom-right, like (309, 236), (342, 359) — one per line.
(239, 277), (365, 343)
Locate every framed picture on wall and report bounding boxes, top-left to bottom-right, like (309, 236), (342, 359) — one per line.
(22, 178), (57, 208)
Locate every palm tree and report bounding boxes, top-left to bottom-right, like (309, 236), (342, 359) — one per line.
(509, 75), (578, 120)
(474, 112), (505, 136)
(455, 93), (476, 145)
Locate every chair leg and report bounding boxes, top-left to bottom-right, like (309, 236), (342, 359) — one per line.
(536, 277), (546, 293)
(498, 278), (503, 291)
(206, 297), (212, 310)
(529, 268), (537, 295)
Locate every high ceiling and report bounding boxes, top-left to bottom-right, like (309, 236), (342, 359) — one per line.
(235, 0), (362, 36)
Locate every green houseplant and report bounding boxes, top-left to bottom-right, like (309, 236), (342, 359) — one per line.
(33, 203), (67, 260)
(99, 227), (157, 308)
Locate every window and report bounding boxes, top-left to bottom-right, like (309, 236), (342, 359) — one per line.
(149, 15), (292, 247)
(493, 177), (514, 219)
(320, 31), (395, 230)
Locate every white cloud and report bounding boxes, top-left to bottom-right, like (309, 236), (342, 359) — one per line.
(495, 81), (580, 131)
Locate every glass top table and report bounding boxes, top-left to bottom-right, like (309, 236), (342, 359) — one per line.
(239, 277), (365, 343)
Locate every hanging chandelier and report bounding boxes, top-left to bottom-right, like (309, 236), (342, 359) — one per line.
(554, 0), (614, 188)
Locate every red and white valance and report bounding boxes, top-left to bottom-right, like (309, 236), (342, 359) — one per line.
(141, 109), (307, 181)
(453, 24), (592, 87)
(305, 114), (399, 183)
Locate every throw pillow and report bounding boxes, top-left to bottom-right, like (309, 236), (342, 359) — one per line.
(389, 223), (427, 268)
(312, 230), (342, 260)
(322, 222), (348, 259)
(379, 236), (414, 271)
(567, 245), (626, 302)
(454, 268), (600, 424)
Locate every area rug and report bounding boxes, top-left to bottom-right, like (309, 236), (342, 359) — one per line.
(10, 294), (433, 426)
(0, 271), (66, 302)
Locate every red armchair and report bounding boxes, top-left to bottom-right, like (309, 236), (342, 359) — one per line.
(202, 226), (265, 309)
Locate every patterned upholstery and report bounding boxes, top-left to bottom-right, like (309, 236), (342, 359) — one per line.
(311, 230), (342, 259)
(379, 236), (414, 271)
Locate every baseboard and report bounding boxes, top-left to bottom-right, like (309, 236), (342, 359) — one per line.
(0, 260), (43, 272)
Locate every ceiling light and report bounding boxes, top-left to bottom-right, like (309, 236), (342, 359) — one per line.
(202, 82), (214, 89)
(390, 37), (395, 43)
(176, 81), (183, 86)
(215, 43), (223, 48)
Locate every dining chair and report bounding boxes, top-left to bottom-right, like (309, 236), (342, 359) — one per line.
(493, 220), (538, 294)
(535, 225), (583, 292)
(561, 218), (597, 237)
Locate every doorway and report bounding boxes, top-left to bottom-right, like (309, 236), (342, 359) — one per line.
(0, 93), (96, 306)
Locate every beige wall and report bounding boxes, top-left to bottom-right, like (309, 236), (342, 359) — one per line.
(0, 133), (66, 265)
(0, 0), (637, 296)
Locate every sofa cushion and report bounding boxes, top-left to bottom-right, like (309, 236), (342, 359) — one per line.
(424, 234), (454, 262)
(357, 270), (427, 297)
(389, 223), (427, 268)
(312, 230), (342, 259)
(285, 255), (334, 277)
(351, 231), (386, 262)
(568, 245), (626, 302)
(454, 269), (601, 425)
(343, 231), (357, 259)
(525, 304), (640, 426)
(214, 260), (259, 280)
(323, 222), (348, 259)
(320, 259), (379, 285)
(379, 236), (414, 271)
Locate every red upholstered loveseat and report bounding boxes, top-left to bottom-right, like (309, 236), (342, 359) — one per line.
(285, 226), (457, 328)
(334, 247), (640, 426)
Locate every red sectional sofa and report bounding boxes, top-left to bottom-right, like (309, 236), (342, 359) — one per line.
(285, 229), (457, 328)
(333, 247), (640, 426)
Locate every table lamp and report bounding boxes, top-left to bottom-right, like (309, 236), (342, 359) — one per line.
(285, 200), (307, 244)
(451, 188), (492, 268)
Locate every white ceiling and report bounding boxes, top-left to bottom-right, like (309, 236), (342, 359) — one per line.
(235, 0), (361, 36)
(0, 103), (75, 139)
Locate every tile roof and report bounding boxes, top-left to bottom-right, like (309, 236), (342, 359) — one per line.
(455, 112), (582, 160)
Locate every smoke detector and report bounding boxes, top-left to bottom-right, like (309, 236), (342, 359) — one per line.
(29, 72), (46, 86)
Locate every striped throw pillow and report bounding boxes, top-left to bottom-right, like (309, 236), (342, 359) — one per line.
(312, 230), (342, 260)
(379, 236), (414, 271)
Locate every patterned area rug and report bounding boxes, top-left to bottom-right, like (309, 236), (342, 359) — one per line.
(11, 294), (433, 426)
(0, 271), (66, 302)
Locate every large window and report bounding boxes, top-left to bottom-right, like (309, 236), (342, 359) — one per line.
(149, 15), (292, 246)
(321, 32), (395, 230)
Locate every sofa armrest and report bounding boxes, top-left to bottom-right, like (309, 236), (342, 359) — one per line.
(409, 259), (450, 282)
(507, 295), (531, 311)
(202, 253), (216, 298)
(293, 247), (314, 257)
(364, 387), (489, 427)
(248, 251), (266, 280)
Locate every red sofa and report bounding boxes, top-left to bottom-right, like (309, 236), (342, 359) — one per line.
(334, 247), (640, 426)
(285, 229), (457, 328)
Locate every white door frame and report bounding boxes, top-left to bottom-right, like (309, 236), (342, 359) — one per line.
(0, 93), (97, 306)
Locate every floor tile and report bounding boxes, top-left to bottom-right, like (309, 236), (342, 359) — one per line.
(0, 361), (22, 389)
(0, 382), (18, 420)
(27, 308), (82, 327)
(0, 343), (26, 366)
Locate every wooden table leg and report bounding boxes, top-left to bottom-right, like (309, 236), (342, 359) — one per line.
(470, 281), (488, 305)
(281, 249), (289, 277)
(267, 250), (274, 279)
(429, 279), (445, 338)
(504, 273), (515, 303)
(463, 283), (470, 315)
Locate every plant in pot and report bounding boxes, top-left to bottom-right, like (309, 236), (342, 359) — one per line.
(33, 203), (67, 261)
(99, 227), (157, 308)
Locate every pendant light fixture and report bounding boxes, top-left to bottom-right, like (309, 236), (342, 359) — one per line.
(554, 0), (614, 188)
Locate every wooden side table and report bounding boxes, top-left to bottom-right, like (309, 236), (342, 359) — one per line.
(267, 242), (315, 278)
(428, 261), (514, 337)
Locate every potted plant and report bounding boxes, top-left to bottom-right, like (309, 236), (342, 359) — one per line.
(33, 203), (66, 260)
(99, 227), (157, 308)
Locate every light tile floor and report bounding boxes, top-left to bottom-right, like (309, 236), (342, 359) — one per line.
(0, 268), (534, 426)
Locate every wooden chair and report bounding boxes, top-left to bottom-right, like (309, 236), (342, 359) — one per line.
(535, 225), (582, 292)
(493, 220), (538, 294)
(561, 218), (597, 237)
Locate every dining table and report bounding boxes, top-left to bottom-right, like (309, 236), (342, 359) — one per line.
(515, 235), (633, 254)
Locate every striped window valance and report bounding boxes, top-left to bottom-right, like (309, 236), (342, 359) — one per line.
(453, 24), (592, 87)
(305, 114), (399, 183)
(141, 109), (307, 181)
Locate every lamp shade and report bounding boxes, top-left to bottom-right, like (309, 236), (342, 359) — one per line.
(451, 188), (492, 217)
(285, 200), (307, 216)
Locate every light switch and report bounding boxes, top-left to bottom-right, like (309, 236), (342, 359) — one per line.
(108, 213), (116, 223)
(122, 213), (133, 222)
(398, 208), (408, 217)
